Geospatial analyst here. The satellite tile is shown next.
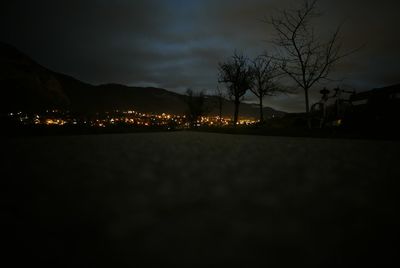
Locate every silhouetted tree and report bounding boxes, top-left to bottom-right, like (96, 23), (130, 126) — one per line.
(250, 55), (282, 123)
(268, 0), (354, 128)
(218, 52), (253, 125)
(184, 89), (206, 128)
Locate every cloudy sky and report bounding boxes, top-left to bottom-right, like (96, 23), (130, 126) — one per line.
(1, 0), (399, 112)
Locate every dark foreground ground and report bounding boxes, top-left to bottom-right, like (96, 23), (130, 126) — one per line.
(2, 132), (400, 267)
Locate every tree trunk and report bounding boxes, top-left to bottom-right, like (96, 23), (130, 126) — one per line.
(233, 98), (240, 126)
(259, 97), (264, 123)
(218, 97), (223, 126)
(305, 88), (311, 128)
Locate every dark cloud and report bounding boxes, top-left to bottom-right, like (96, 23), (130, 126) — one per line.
(1, 0), (399, 112)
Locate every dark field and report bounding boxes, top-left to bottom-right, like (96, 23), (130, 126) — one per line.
(2, 132), (400, 267)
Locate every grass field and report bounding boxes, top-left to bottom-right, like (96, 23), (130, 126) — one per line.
(2, 132), (400, 267)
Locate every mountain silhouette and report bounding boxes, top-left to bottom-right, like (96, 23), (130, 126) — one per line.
(0, 42), (284, 118)
(0, 42), (70, 112)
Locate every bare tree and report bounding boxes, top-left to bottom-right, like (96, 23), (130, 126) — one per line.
(268, 0), (354, 127)
(218, 52), (253, 125)
(184, 89), (206, 128)
(250, 55), (282, 123)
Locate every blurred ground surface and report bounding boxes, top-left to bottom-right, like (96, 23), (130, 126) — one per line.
(2, 131), (400, 267)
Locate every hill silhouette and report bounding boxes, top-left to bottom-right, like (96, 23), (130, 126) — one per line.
(0, 42), (70, 112)
(0, 42), (285, 117)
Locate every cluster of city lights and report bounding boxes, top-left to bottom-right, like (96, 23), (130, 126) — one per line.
(8, 111), (73, 126)
(5, 109), (259, 128)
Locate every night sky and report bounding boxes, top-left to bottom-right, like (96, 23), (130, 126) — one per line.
(1, 0), (399, 112)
